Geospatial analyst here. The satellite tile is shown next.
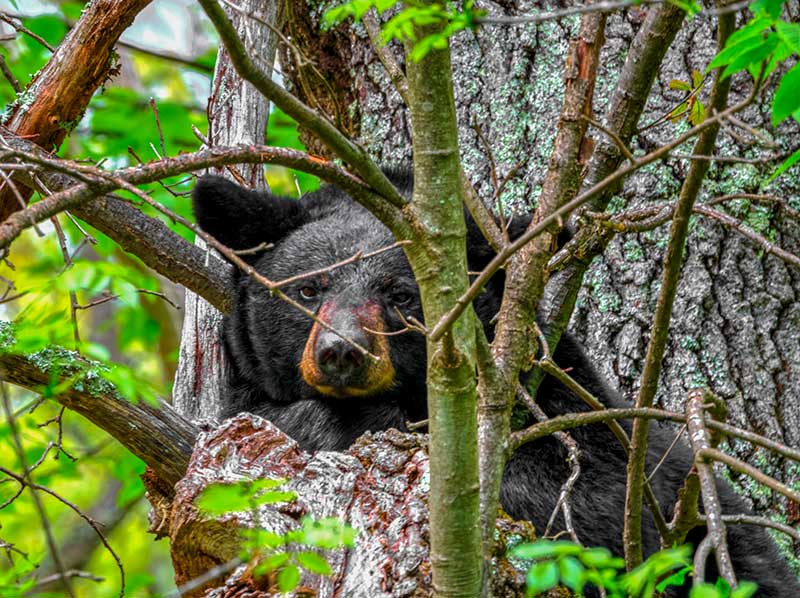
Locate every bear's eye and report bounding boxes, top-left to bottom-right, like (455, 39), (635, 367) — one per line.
(299, 286), (318, 300)
(391, 290), (413, 306)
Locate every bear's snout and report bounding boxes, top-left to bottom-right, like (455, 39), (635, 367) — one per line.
(315, 313), (368, 381)
(300, 300), (395, 398)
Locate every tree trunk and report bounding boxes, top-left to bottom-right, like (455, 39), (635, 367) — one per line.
(173, 0), (284, 421)
(278, 1), (800, 530)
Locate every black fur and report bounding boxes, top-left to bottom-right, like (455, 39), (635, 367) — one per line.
(193, 172), (798, 597)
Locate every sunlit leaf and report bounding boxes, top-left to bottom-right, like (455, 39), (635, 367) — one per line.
(276, 563), (301, 592)
(772, 62), (800, 126)
(670, 79), (692, 92)
(295, 551), (333, 576)
(525, 560), (559, 595)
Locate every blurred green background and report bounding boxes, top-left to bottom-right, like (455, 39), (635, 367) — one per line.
(0, 1), (317, 595)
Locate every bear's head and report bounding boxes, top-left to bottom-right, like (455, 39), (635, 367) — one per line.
(192, 172), (513, 426)
(193, 172), (432, 415)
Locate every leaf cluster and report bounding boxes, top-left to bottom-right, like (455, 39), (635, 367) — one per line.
(324, 0), (485, 62)
(196, 480), (356, 593)
(706, 0), (800, 178)
(511, 540), (757, 598)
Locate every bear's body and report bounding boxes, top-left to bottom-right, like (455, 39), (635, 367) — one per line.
(193, 171), (798, 597)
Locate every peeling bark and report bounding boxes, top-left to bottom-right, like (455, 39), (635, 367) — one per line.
(173, 0), (283, 421)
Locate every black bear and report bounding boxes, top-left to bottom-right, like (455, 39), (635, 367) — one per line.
(193, 171), (798, 597)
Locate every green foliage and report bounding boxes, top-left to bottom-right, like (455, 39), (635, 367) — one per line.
(510, 540), (755, 597)
(513, 540), (760, 597)
(668, 70), (707, 126)
(690, 578), (758, 598)
(267, 108), (321, 196)
(324, 0), (485, 62)
(196, 478), (297, 515)
(196, 480), (355, 593)
(706, 1), (800, 178)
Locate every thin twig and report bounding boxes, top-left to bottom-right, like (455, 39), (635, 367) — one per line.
(700, 447), (800, 504)
(477, 0), (661, 26)
(686, 388), (736, 588)
(518, 384), (581, 543)
(428, 79), (761, 343)
(584, 116), (635, 163)
(148, 98), (167, 161)
(362, 10), (409, 104)
(0, 13), (54, 51)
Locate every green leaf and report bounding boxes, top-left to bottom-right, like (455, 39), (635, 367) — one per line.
(254, 490), (297, 505)
(751, 0), (784, 18)
(657, 565), (692, 591)
(276, 563), (301, 592)
(511, 540), (583, 560)
(296, 551), (333, 576)
(768, 146), (800, 181)
(691, 69), (703, 89)
(776, 20), (800, 54)
(300, 517), (356, 549)
(689, 99), (706, 125)
(772, 62), (800, 125)
(721, 33), (779, 79)
(690, 583), (722, 598)
(241, 528), (286, 550)
(557, 556), (585, 592)
(669, 100), (689, 123)
(578, 547), (620, 568)
(669, 79), (692, 91)
(730, 581), (758, 598)
(525, 560), (559, 595)
(255, 552), (290, 574)
(724, 16), (773, 49)
(708, 28), (766, 71)
(196, 482), (254, 515)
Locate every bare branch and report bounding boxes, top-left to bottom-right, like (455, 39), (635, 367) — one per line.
(686, 388), (736, 588)
(477, 1), (662, 26)
(196, 0), (407, 212)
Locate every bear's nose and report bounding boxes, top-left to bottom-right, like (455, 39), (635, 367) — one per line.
(313, 306), (370, 386)
(316, 336), (366, 378)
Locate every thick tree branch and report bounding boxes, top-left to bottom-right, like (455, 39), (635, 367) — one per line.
(0, 348), (197, 488)
(533, 1), (686, 369)
(478, 13), (606, 555)
(0, 139), (374, 251)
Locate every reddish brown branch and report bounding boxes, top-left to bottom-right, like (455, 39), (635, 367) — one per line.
(0, 0), (153, 220)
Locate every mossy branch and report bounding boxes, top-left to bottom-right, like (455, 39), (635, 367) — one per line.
(0, 340), (197, 488)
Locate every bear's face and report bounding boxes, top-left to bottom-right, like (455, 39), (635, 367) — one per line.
(193, 174), (428, 415)
(239, 206), (425, 403)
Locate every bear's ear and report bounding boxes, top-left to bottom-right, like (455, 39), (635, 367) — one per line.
(465, 211), (533, 270)
(192, 175), (308, 250)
